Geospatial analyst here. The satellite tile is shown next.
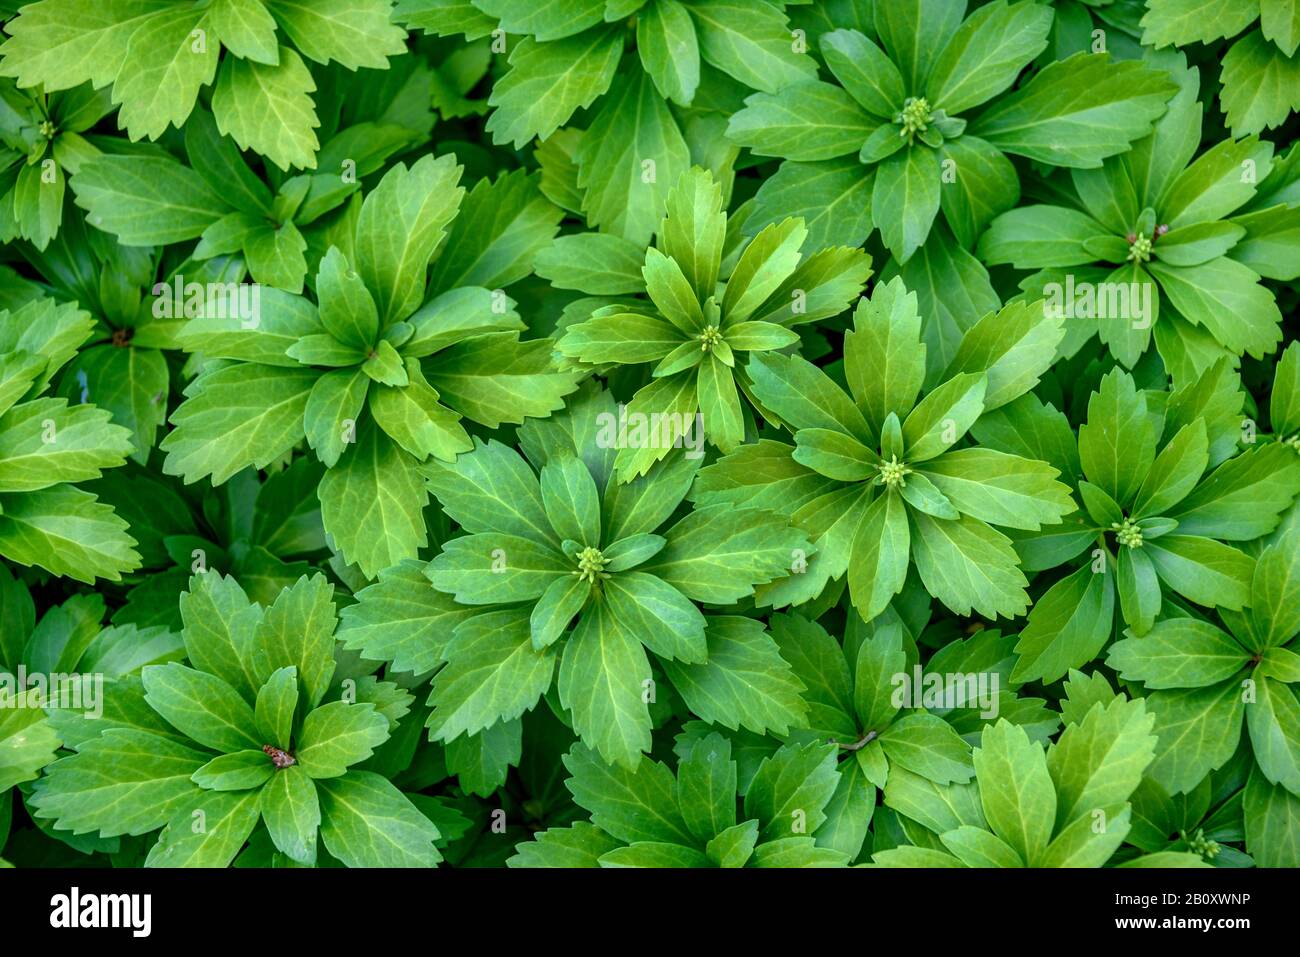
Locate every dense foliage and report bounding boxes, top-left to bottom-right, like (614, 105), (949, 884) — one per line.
(0, 0), (1298, 870)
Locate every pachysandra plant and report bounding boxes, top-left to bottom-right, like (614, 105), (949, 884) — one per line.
(728, 0), (1179, 259)
(555, 166), (871, 479)
(871, 697), (1210, 867)
(990, 367), (1300, 685)
(693, 277), (1076, 623)
(981, 50), (1300, 381)
(1108, 529), (1300, 809)
(1125, 746), (1256, 867)
(768, 614), (983, 862)
(0, 78), (115, 249)
(415, 385), (809, 769)
(161, 153), (575, 577)
(0, 0), (409, 169)
(509, 737), (850, 868)
(0, 569), (184, 859)
(30, 572), (442, 867)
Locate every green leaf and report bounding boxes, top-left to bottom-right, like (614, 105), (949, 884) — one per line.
(1168, 443), (1300, 541)
(1147, 683), (1246, 794)
(880, 713), (976, 785)
(873, 0), (964, 92)
(0, 485), (139, 583)
(920, 449), (1074, 531)
(728, 81), (874, 161)
(1247, 677), (1300, 793)
(507, 822), (622, 868)
(748, 157), (875, 251)
(534, 233), (648, 295)
(255, 667), (298, 750)
(562, 743), (694, 845)
(427, 609), (556, 742)
(427, 169), (562, 293)
(637, 0), (700, 106)
(1146, 535), (1254, 610)
(260, 764), (320, 864)
(847, 490), (910, 622)
(743, 740), (839, 842)
(872, 146), (941, 263)
(0, 691), (59, 791)
(210, 0), (279, 64)
(265, 0), (407, 69)
(486, 29), (625, 148)
(1037, 803), (1131, 868)
(677, 732), (738, 843)
(445, 718), (521, 797)
(970, 53), (1178, 168)
(820, 28), (903, 119)
(939, 824), (1023, 867)
(316, 771), (441, 867)
(927, 1), (1053, 115)
(540, 453), (601, 546)
(0, 398), (132, 491)
(212, 48), (320, 172)
(723, 218), (806, 325)
(142, 662), (260, 753)
(557, 600), (652, 768)
(30, 729), (209, 838)
(318, 420), (429, 578)
(247, 573), (337, 709)
(972, 720), (1056, 865)
(72, 156), (225, 245)
(1078, 369), (1156, 508)
(706, 819), (759, 867)
(1148, 258), (1282, 358)
(1109, 619), (1249, 689)
(304, 369), (369, 469)
(661, 616), (807, 736)
(1012, 564), (1115, 685)
(356, 154), (465, 327)
(297, 702), (389, 779)
(162, 364), (316, 485)
(576, 68), (690, 247)
(643, 504), (808, 605)
(1219, 31), (1300, 136)
(687, 0), (815, 94)
(146, 789), (262, 867)
(339, 561), (474, 676)
(908, 512), (1030, 620)
(844, 277), (925, 433)
(604, 572), (706, 663)
(599, 842), (711, 867)
(1244, 767), (1300, 867)
(1047, 697), (1157, 828)
(901, 372), (986, 462)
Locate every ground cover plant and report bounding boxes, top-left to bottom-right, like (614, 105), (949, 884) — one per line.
(0, 0), (1298, 870)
